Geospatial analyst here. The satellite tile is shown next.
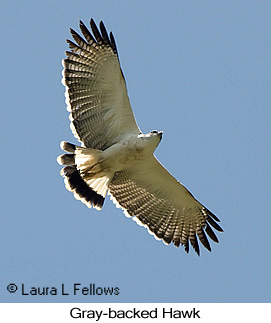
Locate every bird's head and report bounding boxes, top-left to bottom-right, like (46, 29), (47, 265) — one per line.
(137, 130), (163, 152)
(138, 130), (163, 139)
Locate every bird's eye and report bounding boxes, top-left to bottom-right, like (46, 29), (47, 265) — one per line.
(151, 130), (158, 134)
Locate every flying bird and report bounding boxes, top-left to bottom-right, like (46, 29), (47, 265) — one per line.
(57, 19), (223, 255)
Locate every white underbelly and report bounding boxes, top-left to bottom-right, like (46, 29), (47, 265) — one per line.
(100, 139), (149, 172)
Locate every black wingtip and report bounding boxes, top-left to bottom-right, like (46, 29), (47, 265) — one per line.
(109, 31), (118, 54)
(207, 209), (221, 222)
(197, 227), (212, 252)
(99, 21), (110, 44)
(79, 20), (95, 43)
(190, 233), (200, 256)
(68, 19), (118, 55)
(184, 240), (189, 254)
(90, 18), (102, 43)
(70, 28), (77, 38)
(207, 217), (224, 232)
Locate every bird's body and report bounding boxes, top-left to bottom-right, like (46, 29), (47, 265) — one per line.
(99, 131), (163, 171)
(57, 19), (223, 255)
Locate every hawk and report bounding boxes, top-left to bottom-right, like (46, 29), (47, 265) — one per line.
(57, 19), (223, 255)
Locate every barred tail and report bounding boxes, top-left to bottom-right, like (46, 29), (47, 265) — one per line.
(57, 141), (113, 210)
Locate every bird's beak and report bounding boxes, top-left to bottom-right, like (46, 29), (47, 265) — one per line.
(158, 131), (163, 141)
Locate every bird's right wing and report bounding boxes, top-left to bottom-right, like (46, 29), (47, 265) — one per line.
(109, 155), (223, 255)
(62, 19), (140, 150)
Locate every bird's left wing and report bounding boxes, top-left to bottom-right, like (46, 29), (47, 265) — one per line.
(109, 156), (223, 255)
(62, 19), (140, 150)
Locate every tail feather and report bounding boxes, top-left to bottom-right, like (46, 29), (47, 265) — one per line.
(64, 167), (105, 210)
(60, 141), (76, 153)
(85, 176), (112, 199)
(57, 153), (75, 166)
(57, 141), (113, 210)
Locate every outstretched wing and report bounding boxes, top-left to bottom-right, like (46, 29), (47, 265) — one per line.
(62, 19), (140, 150)
(109, 156), (223, 255)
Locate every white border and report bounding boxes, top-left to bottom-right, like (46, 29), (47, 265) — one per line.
(0, 303), (270, 322)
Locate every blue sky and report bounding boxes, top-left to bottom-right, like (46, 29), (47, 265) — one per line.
(1, 0), (271, 303)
